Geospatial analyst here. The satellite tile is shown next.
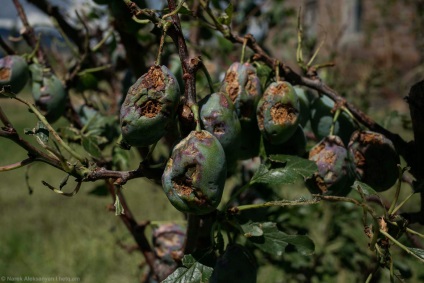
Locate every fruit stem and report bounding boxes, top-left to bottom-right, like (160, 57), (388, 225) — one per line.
(155, 25), (169, 66)
(200, 61), (215, 93)
(275, 60), (280, 82)
(388, 166), (405, 215)
(190, 104), (202, 132)
(380, 229), (424, 263)
(329, 108), (341, 136)
(240, 36), (248, 64)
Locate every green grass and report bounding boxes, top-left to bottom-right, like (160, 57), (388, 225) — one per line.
(0, 97), (184, 282)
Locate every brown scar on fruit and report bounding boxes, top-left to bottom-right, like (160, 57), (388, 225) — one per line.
(219, 93), (229, 107)
(194, 131), (208, 139)
(139, 100), (162, 118)
(141, 66), (166, 91)
(322, 150), (337, 164)
(172, 165), (197, 197)
(0, 68), (11, 80)
(314, 175), (328, 193)
(245, 71), (259, 96)
(225, 71), (240, 102)
(309, 143), (325, 158)
(270, 103), (298, 124)
(213, 123), (225, 135)
(273, 82), (289, 93)
(360, 132), (383, 144)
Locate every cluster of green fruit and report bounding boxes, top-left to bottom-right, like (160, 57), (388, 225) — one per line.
(0, 55), (67, 123)
(120, 61), (401, 215)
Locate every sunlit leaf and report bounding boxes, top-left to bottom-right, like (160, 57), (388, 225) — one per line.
(163, 255), (213, 283)
(246, 222), (314, 256)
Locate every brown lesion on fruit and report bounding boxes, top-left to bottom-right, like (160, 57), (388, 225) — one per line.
(257, 103), (266, 131)
(245, 70), (259, 96)
(213, 122), (225, 135)
(194, 131), (208, 140)
(270, 103), (297, 125)
(172, 165), (197, 197)
(309, 143), (325, 158)
(360, 132), (383, 145)
(224, 71), (240, 102)
(273, 82), (289, 94)
(314, 175), (328, 194)
(0, 68), (11, 81)
(141, 66), (166, 91)
(139, 99), (162, 118)
(322, 150), (336, 165)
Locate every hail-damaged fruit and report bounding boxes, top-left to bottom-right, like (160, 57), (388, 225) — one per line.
(120, 65), (180, 147)
(348, 130), (400, 191)
(306, 135), (355, 196)
(221, 62), (262, 159)
(0, 55), (29, 95)
(199, 91), (241, 162)
(162, 130), (227, 215)
(30, 63), (67, 123)
(257, 81), (300, 145)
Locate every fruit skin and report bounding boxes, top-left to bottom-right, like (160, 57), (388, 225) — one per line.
(348, 130), (400, 192)
(0, 55), (29, 95)
(293, 86), (315, 127)
(310, 95), (357, 146)
(306, 135), (355, 196)
(221, 62), (262, 159)
(162, 130), (227, 215)
(120, 65), (180, 147)
(263, 125), (307, 157)
(210, 244), (257, 283)
(199, 91), (242, 162)
(30, 64), (67, 123)
(257, 81), (300, 145)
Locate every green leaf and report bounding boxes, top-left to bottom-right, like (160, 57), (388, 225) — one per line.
(246, 222), (314, 256)
(163, 255), (213, 283)
(224, 3), (234, 25)
(35, 121), (49, 144)
(112, 146), (129, 170)
(352, 180), (377, 196)
(240, 221), (264, 237)
(114, 193), (124, 216)
(269, 154), (317, 178)
(409, 248), (424, 260)
(82, 136), (102, 158)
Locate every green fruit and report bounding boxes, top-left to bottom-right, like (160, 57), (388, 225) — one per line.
(0, 55), (29, 95)
(348, 130), (400, 191)
(306, 135), (355, 196)
(264, 125), (307, 157)
(30, 64), (67, 123)
(310, 95), (357, 146)
(221, 62), (262, 123)
(257, 81), (300, 145)
(200, 91), (242, 161)
(120, 65), (180, 147)
(162, 130), (227, 215)
(221, 62), (262, 159)
(293, 86), (315, 127)
(210, 244), (257, 283)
